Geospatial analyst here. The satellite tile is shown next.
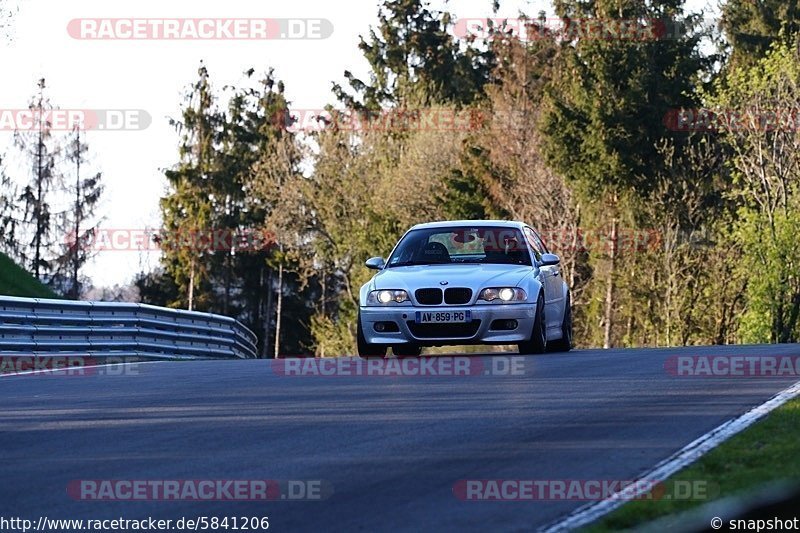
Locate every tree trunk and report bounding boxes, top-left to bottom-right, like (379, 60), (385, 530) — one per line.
(320, 265), (326, 317)
(568, 203), (581, 290)
(603, 208), (618, 349)
(34, 94), (43, 280)
(782, 292), (800, 343)
(223, 253), (231, 315)
(72, 127), (81, 299)
(273, 257), (284, 359)
(664, 223), (675, 347)
(188, 258), (195, 311)
(262, 268), (274, 358)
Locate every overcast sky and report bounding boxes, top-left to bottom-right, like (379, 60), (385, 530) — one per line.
(0, 0), (713, 289)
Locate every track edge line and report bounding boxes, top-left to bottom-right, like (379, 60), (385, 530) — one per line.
(538, 379), (800, 532)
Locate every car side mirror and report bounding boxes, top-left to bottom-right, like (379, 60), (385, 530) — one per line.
(365, 257), (386, 270)
(540, 253), (560, 266)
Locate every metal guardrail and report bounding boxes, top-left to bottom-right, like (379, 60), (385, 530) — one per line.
(0, 296), (257, 360)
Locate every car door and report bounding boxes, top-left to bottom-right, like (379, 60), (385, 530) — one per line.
(524, 227), (563, 330)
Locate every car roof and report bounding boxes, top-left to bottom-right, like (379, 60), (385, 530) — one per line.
(408, 220), (527, 231)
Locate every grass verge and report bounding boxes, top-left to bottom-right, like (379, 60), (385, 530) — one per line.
(583, 392), (800, 531)
(0, 251), (59, 298)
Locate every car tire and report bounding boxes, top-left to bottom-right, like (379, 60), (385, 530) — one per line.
(518, 293), (546, 355)
(547, 293), (573, 353)
(357, 311), (386, 358)
(392, 344), (422, 357)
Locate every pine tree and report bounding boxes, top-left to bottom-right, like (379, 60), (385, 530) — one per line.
(160, 64), (219, 310)
(721, 0), (800, 69)
(219, 68), (296, 356)
(57, 124), (103, 299)
(333, 0), (491, 111)
(13, 78), (61, 281)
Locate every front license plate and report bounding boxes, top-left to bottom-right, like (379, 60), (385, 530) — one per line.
(415, 310), (472, 324)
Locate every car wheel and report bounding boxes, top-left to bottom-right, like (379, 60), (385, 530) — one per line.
(357, 311), (386, 358)
(547, 293), (572, 353)
(392, 344), (422, 357)
(518, 293), (546, 355)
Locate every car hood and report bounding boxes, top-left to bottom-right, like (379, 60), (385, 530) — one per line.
(371, 264), (532, 292)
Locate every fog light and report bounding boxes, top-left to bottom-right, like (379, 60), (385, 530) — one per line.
(373, 321), (400, 333)
(489, 319), (519, 331)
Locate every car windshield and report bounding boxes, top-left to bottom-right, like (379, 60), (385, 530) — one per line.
(387, 226), (531, 267)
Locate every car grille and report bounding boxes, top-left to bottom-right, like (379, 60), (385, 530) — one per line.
(415, 288), (443, 305)
(407, 320), (481, 339)
(444, 287), (472, 305)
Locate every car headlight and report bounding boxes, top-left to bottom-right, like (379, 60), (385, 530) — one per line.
(367, 289), (410, 305)
(478, 287), (527, 302)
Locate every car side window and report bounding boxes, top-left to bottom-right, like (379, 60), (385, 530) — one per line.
(523, 228), (543, 262)
(530, 228), (549, 254)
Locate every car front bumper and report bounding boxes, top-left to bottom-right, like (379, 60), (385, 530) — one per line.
(360, 304), (538, 346)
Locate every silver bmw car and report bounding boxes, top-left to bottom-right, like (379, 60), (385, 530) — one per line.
(357, 220), (572, 357)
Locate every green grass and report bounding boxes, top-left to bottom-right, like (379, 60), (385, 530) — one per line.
(583, 396), (800, 531)
(0, 251), (59, 298)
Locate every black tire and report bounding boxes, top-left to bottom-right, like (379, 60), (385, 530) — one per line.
(392, 344), (422, 357)
(547, 293), (573, 353)
(518, 293), (547, 355)
(357, 311), (386, 358)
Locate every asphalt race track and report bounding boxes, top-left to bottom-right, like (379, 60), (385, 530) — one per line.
(2, 344), (800, 532)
